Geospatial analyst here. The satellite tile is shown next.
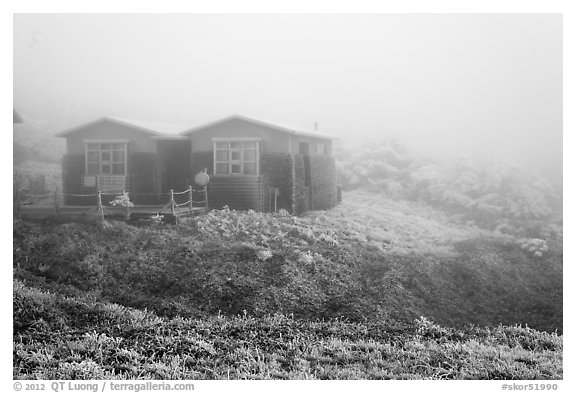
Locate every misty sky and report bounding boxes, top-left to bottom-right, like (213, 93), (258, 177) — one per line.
(13, 13), (562, 187)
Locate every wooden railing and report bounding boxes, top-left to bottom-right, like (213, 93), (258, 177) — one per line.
(14, 186), (208, 224)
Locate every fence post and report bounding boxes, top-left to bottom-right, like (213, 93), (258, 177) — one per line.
(188, 185), (193, 213)
(169, 189), (178, 225)
(96, 191), (104, 224)
(169, 189), (175, 215)
(55, 187), (60, 222)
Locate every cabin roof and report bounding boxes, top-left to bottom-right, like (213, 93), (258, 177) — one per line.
(181, 114), (337, 140)
(56, 114), (337, 141)
(55, 115), (188, 139)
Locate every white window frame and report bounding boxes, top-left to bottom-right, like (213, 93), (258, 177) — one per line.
(212, 137), (261, 176)
(84, 139), (128, 176)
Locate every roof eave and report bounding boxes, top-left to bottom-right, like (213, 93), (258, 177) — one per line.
(180, 114), (238, 135)
(56, 116), (170, 138)
(182, 114), (336, 141)
(150, 135), (189, 140)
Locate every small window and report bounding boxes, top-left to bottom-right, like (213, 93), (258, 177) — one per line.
(87, 151), (99, 162)
(215, 150), (228, 161)
(243, 162), (257, 174)
(87, 163), (99, 174)
(231, 164), (242, 174)
(214, 140), (260, 175)
(101, 164), (112, 174)
(85, 142), (127, 176)
(112, 163), (125, 175)
(244, 150), (257, 161)
(112, 151), (125, 162)
(216, 163), (229, 174)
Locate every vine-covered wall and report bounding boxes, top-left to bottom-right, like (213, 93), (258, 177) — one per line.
(309, 155), (338, 210)
(292, 154), (310, 215)
(261, 153), (294, 213)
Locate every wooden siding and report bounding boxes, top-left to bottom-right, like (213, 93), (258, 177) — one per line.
(208, 176), (263, 211)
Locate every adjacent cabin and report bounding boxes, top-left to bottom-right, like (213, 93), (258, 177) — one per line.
(57, 114), (338, 214)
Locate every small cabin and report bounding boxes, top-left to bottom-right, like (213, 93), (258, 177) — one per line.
(57, 114), (338, 214)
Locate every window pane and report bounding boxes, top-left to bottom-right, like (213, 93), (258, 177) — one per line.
(100, 143), (111, 150)
(112, 151), (125, 162)
(230, 142), (242, 149)
(101, 152), (111, 161)
(101, 164), (111, 174)
(112, 163), (125, 175)
(216, 142), (229, 149)
(216, 163), (229, 174)
(243, 142), (256, 149)
(231, 164), (241, 174)
(231, 151), (241, 161)
(243, 163), (257, 174)
(87, 143), (99, 151)
(112, 143), (124, 150)
(87, 163), (99, 174)
(243, 150), (256, 161)
(87, 151), (99, 162)
(216, 150), (229, 161)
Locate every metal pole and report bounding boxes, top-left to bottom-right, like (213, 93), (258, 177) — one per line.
(204, 186), (208, 213)
(55, 187), (60, 222)
(189, 185), (193, 213)
(97, 191), (104, 224)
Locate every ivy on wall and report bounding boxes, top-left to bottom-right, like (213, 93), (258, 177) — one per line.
(292, 154), (310, 215)
(261, 153), (294, 213)
(309, 155), (338, 210)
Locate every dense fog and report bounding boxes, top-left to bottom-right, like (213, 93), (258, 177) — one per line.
(13, 13), (562, 190)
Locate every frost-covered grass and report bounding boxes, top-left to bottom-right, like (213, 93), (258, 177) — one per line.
(13, 190), (562, 331)
(14, 281), (562, 380)
(13, 190), (562, 379)
(306, 190), (492, 256)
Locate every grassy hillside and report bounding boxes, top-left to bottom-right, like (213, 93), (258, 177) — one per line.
(14, 280), (562, 380)
(13, 191), (563, 379)
(14, 192), (563, 332)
